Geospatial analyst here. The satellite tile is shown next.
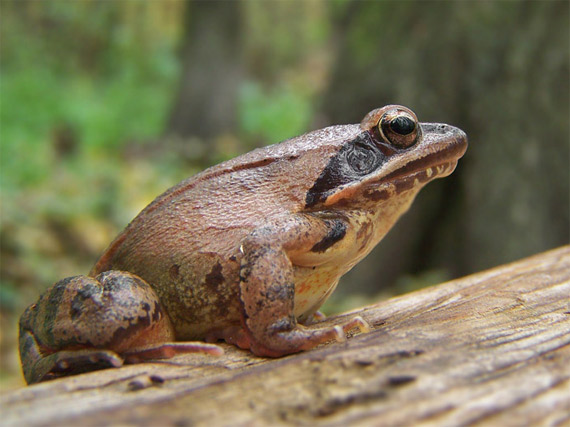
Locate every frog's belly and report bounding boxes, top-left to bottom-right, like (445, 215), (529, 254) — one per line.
(292, 266), (342, 319)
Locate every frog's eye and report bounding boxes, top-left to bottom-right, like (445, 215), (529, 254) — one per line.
(379, 109), (419, 149)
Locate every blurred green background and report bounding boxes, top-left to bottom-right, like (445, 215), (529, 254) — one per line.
(1, 0), (568, 388)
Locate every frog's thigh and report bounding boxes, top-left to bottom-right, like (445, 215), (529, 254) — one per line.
(19, 272), (174, 384)
(239, 215), (355, 357)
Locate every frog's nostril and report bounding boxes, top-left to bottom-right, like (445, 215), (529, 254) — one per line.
(437, 124), (447, 132)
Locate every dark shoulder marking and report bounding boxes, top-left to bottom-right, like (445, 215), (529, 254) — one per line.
(311, 220), (347, 253)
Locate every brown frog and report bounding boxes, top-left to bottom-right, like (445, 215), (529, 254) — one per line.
(19, 105), (467, 384)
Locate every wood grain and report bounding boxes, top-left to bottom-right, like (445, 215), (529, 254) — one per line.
(2, 246), (569, 426)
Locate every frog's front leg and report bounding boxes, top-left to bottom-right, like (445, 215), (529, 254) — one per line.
(19, 271), (221, 384)
(238, 214), (370, 357)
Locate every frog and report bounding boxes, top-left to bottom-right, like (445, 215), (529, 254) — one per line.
(19, 105), (467, 384)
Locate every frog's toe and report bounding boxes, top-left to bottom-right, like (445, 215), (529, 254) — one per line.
(340, 315), (371, 334)
(299, 311), (328, 325)
(332, 325), (346, 343)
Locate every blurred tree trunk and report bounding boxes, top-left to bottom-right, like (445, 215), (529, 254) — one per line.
(321, 1), (569, 295)
(165, 0), (243, 139)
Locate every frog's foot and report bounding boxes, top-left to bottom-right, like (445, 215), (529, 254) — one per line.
(123, 342), (223, 363)
(280, 315), (370, 347)
(239, 298), (372, 357)
(246, 315), (371, 357)
(25, 349), (124, 384)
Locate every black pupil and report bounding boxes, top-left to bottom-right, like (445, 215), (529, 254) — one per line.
(390, 116), (415, 135)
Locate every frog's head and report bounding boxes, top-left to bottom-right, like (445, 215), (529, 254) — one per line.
(304, 105), (468, 211)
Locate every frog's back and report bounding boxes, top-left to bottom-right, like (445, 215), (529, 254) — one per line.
(92, 124), (359, 274)
(134, 123), (359, 223)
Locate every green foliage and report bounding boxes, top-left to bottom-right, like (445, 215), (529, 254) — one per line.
(238, 82), (312, 143)
(0, 1), (181, 193)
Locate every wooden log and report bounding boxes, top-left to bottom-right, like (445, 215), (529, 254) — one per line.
(2, 246), (569, 426)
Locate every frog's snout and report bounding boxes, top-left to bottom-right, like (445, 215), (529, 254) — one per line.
(420, 123), (468, 159)
(448, 126), (468, 158)
(444, 125), (468, 149)
(420, 122), (466, 138)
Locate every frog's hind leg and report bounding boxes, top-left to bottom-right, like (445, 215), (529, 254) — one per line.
(18, 271), (222, 384)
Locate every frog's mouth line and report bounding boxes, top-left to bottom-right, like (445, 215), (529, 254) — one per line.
(388, 160), (458, 191)
(383, 157), (457, 183)
(358, 158), (458, 203)
(380, 134), (467, 185)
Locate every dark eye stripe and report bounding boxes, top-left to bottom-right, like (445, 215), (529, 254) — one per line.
(305, 132), (385, 208)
